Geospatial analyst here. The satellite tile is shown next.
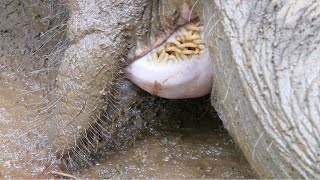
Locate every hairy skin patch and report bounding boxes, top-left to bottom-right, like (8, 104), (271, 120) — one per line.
(126, 22), (212, 99)
(47, 0), (209, 170)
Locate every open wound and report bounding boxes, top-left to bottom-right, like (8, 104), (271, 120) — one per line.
(126, 22), (213, 99)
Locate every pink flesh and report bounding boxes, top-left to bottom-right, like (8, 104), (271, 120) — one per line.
(126, 48), (213, 99)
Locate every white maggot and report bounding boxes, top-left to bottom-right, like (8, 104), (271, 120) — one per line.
(126, 22), (213, 99)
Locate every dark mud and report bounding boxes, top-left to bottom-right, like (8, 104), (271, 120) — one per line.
(81, 130), (256, 179)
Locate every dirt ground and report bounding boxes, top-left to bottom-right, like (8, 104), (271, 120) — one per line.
(0, 0), (257, 178)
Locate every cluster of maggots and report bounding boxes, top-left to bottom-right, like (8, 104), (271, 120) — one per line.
(148, 22), (205, 63)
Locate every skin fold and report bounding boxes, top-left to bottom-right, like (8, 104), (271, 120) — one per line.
(48, 0), (205, 169)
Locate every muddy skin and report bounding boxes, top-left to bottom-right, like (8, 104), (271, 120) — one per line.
(49, 0), (149, 167)
(48, 0), (206, 169)
(48, 0), (226, 171)
(0, 0), (68, 178)
(0, 0), (257, 178)
(3, 0), (319, 178)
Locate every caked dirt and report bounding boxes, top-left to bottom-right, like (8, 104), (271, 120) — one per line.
(0, 0), (257, 178)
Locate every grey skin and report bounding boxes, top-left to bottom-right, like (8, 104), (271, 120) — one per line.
(49, 0), (149, 164)
(48, 0), (196, 167)
(204, 1), (320, 178)
(49, 0), (320, 178)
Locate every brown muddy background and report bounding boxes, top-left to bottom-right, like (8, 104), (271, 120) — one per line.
(0, 0), (257, 178)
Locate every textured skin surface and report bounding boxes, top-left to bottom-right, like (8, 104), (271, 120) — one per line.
(49, 0), (149, 162)
(204, 0), (320, 178)
(49, 0), (320, 177)
(48, 0), (201, 167)
(0, 0), (255, 178)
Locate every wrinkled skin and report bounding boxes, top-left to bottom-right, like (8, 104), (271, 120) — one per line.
(48, 0), (204, 168)
(49, 0), (320, 178)
(204, 1), (320, 178)
(2, 0), (317, 178)
(49, 0), (147, 161)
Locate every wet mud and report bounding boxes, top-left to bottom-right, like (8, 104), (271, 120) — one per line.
(0, 82), (257, 178)
(81, 130), (256, 179)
